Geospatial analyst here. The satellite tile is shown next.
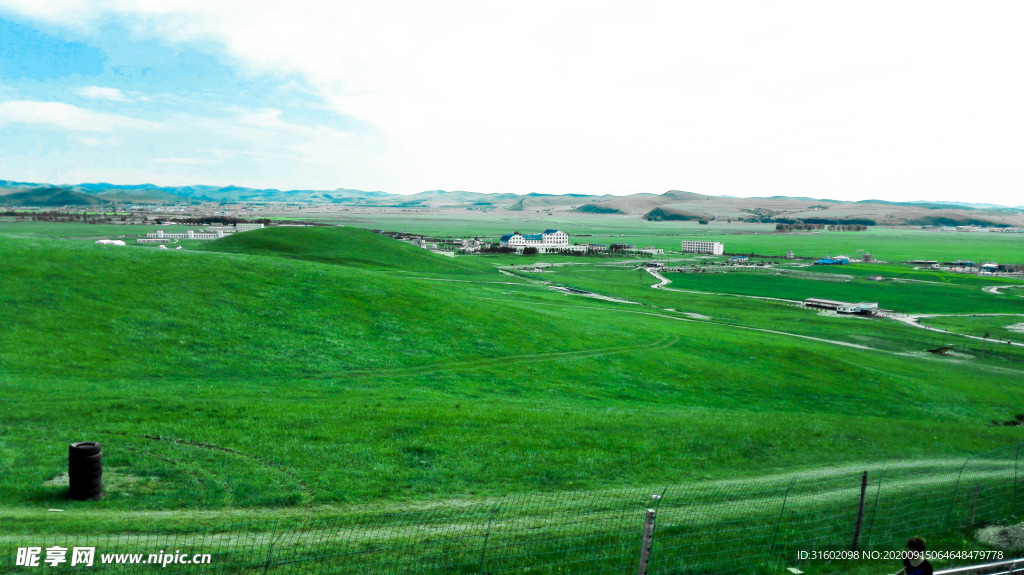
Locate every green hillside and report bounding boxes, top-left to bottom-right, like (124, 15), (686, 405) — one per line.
(196, 225), (491, 273)
(0, 222), (1022, 550)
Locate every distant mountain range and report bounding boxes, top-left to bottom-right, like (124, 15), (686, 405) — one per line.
(2, 180), (1023, 227)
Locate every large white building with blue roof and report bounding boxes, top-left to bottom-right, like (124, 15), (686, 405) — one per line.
(500, 229), (577, 252)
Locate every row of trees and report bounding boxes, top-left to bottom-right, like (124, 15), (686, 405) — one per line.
(775, 223), (868, 232)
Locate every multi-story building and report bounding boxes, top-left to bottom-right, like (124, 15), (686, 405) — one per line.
(498, 229), (583, 252)
(500, 229), (570, 249)
(681, 240), (724, 255)
(146, 229), (226, 240)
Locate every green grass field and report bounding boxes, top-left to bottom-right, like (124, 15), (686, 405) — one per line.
(2, 221), (1022, 572)
(300, 211), (1024, 262)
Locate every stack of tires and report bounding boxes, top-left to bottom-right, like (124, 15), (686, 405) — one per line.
(68, 442), (103, 500)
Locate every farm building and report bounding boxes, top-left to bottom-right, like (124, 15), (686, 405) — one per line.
(813, 258), (847, 265)
(681, 241), (724, 255)
(459, 239), (482, 253)
(804, 298), (879, 314)
(729, 256), (748, 263)
(609, 243), (637, 251)
(786, 250), (795, 259)
(586, 244), (607, 252)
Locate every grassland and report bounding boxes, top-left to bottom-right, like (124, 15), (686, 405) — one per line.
(299, 210), (1024, 262)
(656, 268), (1024, 314)
(1, 220), (1022, 559)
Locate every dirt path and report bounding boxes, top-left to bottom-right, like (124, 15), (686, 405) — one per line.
(983, 285), (1024, 295)
(644, 268), (803, 304)
(888, 313), (1024, 348)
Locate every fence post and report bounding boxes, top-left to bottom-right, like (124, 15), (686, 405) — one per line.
(770, 478), (796, 554)
(947, 457), (970, 527)
(637, 509), (656, 575)
(864, 467), (886, 550)
(478, 503), (502, 575)
(969, 485), (979, 525)
(852, 471), (868, 551)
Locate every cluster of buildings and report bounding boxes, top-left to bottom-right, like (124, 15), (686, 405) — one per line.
(935, 226), (1023, 233)
(141, 223), (264, 242)
(495, 230), (668, 254)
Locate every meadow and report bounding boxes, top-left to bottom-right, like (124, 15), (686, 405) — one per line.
(300, 210), (1024, 262)
(1, 220), (1022, 572)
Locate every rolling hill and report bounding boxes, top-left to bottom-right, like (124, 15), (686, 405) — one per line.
(3, 178), (1024, 226)
(195, 225), (493, 274)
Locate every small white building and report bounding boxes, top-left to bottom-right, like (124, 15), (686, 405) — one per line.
(460, 239), (483, 253)
(639, 246), (664, 255)
(681, 241), (724, 255)
(235, 223), (265, 232)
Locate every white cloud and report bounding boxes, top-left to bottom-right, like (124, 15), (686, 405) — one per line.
(0, 100), (160, 132)
(76, 86), (133, 102)
(152, 157), (210, 164)
(2, 1), (1024, 203)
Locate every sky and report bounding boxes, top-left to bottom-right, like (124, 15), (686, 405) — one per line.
(0, 1), (1021, 203)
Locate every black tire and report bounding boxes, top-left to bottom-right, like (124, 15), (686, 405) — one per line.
(69, 453), (102, 464)
(69, 460), (102, 471)
(69, 442), (102, 456)
(70, 470), (103, 482)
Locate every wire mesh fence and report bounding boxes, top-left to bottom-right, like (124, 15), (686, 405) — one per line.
(3, 444), (1022, 575)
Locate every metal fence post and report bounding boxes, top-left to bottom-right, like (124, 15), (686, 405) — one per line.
(947, 457), (970, 527)
(478, 503), (502, 575)
(770, 478), (796, 554)
(852, 471), (868, 551)
(637, 509), (656, 575)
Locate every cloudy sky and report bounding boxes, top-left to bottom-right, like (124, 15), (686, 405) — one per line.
(0, 1), (1021, 203)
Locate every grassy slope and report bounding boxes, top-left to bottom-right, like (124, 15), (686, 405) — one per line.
(0, 227), (1022, 530)
(196, 226), (491, 274)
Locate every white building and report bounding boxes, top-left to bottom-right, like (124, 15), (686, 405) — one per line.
(147, 229), (225, 240)
(499, 229), (583, 252)
(500, 229), (570, 249)
(639, 246), (664, 255)
(460, 239), (483, 253)
(681, 241), (724, 255)
(236, 223), (265, 232)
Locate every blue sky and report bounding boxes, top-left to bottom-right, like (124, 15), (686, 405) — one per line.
(0, 12), (386, 191)
(0, 2), (1022, 203)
